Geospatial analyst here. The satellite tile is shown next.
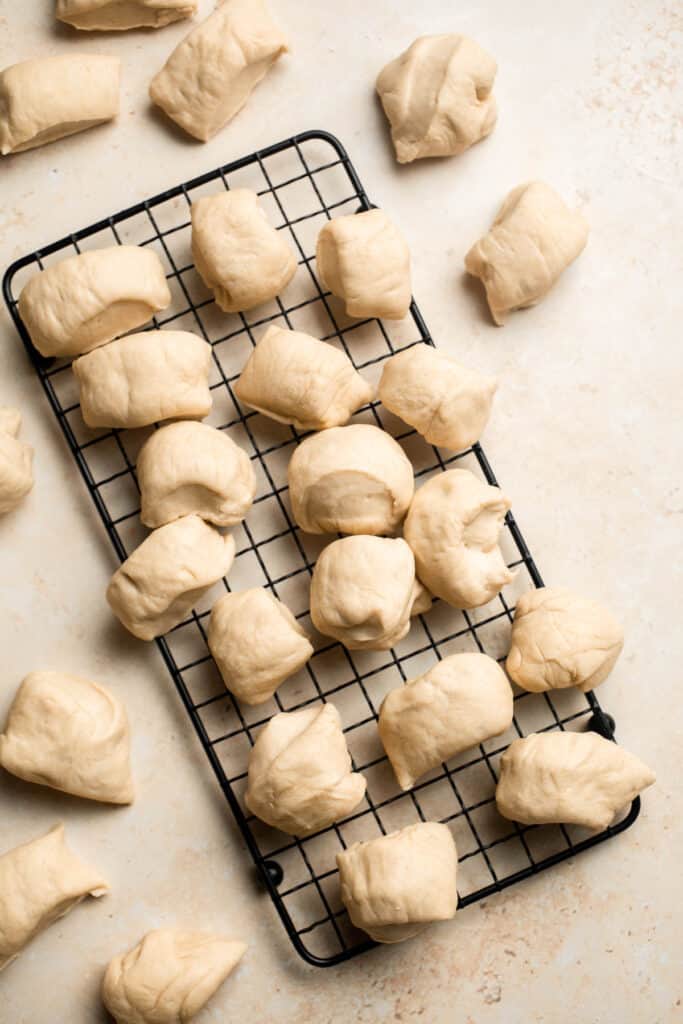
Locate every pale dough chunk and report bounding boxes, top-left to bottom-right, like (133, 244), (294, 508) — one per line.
(317, 209), (411, 320)
(0, 824), (108, 972)
(234, 325), (373, 430)
(18, 247), (170, 359)
(102, 928), (246, 1024)
(337, 822), (457, 943)
(288, 424), (414, 536)
(0, 671), (133, 804)
(378, 343), (497, 451)
(191, 190), (296, 312)
(73, 331), (212, 429)
(0, 408), (33, 516)
(496, 731), (655, 831)
(149, 0), (288, 142)
(245, 703), (366, 836)
(379, 653), (513, 790)
(465, 181), (589, 325)
(376, 34), (497, 164)
(137, 421), (255, 529)
(404, 468), (514, 608)
(208, 588), (313, 705)
(57, 0), (197, 31)
(310, 536), (430, 651)
(107, 515), (235, 640)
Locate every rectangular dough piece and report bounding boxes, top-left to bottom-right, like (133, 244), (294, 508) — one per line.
(56, 0), (197, 30)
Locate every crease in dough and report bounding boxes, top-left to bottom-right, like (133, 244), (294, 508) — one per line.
(0, 407), (33, 515)
(56, 0), (197, 31)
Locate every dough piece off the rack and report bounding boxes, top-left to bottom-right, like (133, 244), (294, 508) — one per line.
(0, 671), (133, 804)
(107, 515), (235, 641)
(245, 703), (366, 836)
(73, 331), (212, 429)
(102, 928), (246, 1024)
(506, 587), (624, 693)
(18, 246), (170, 359)
(208, 588), (313, 705)
(337, 822), (457, 943)
(0, 408), (33, 516)
(56, 0), (197, 31)
(378, 652), (513, 790)
(496, 732), (655, 831)
(404, 468), (514, 609)
(149, 0), (288, 142)
(288, 424), (414, 536)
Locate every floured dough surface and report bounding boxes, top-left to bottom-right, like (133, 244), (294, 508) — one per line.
(56, 0), (197, 31)
(0, 407), (33, 516)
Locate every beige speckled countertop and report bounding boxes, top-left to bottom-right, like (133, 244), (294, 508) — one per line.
(1, 1), (682, 1021)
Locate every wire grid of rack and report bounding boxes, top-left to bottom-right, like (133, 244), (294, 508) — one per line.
(3, 130), (639, 967)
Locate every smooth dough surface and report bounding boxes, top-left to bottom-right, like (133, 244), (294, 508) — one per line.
(0, 407), (33, 516)
(56, 0), (197, 31)
(337, 822), (457, 943)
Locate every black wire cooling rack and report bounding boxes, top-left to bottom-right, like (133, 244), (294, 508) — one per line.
(3, 130), (640, 967)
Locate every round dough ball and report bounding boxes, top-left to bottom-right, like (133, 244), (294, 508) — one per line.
(0, 407), (33, 516)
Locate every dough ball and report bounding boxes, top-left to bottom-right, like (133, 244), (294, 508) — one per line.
(404, 468), (514, 608)
(288, 424), (414, 536)
(376, 34), (497, 164)
(0, 407), (33, 516)
(379, 652), (513, 790)
(506, 587), (624, 693)
(137, 421), (255, 529)
(496, 731), (655, 831)
(245, 703), (366, 836)
(0, 671), (133, 804)
(208, 588), (313, 705)
(107, 515), (235, 641)
(465, 181), (589, 325)
(234, 325), (373, 430)
(56, 0), (197, 31)
(316, 209), (411, 320)
(337, 822), (457, 943)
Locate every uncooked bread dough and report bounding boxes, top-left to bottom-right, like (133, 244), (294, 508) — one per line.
(192, 190), (296, 312)
(310, 535), (430, 651)
(379, 653), (513, 789)
(57, 0), (197, 31)
(0, 824), (107, 972)
(0, 671), (133, 804)
(404, 468), (514, 608)
(316, 210), (412, 320)
(245, 703), (366, 836)
(208, 588), (313, 705)
(496, 731), (656, 831)
(18, 247), (170, 359)
(102, 928), (246, 1024)
(465, 181), (589, 325)
(0, 408), (33, 516)
(376, 34), (497, 164)
(107, 515), (235, 640)
(73, 331), (212, 428)
(149, 0), (288, 142)
(288, 424), (414, 536)
(337, 822), (457, 943)
(506, 587), (624, 693)
(378, 343), (497, 451)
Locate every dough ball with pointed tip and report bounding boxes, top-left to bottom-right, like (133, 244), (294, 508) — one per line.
(56, 0), (197, 31)
(0, 408), (33, 516)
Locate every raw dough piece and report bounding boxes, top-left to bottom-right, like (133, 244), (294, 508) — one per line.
(465, 182), (589, 325)
(73, 331), (211, 429)
(191, 190), (296, 312)
(0, 824), (108, 972)
(378, 343), (497, 451)
(245, 703), (366, 836)
(18, 247), (170, 359)
(234, 325), (373, 430)
(379, 653), (513, 789)
(149, 0), (288, 142)
(107, 515), (235, 640)
(496, 731), (656, 831)
(316, 210), (411, 320)
(102, 928), (246, 1024)
(376, 34), (497, 164)
(288, 424), (414, 536)
(506, 587), (624, 693)
(137, 421), (255, 529)
(404, 468), (514, 608)
(208, 588), (313, 705)
(0, 54), (119, 155)
(310, 536), (430, 651)
(0, 671), (133, 804)
(337, 822), (457, 943)
(56, 0), (197, 31)
(0, 408), (33, 515)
